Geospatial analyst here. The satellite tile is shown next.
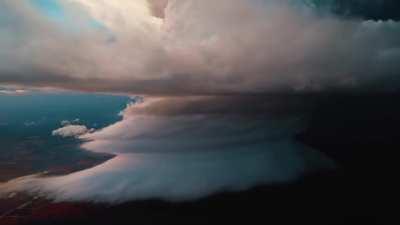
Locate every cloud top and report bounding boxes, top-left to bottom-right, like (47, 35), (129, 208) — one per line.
(0, 0), (399, 95)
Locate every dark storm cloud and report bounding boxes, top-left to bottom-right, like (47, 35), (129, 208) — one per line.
(308, 0), (400, 20)
(148, 0), (168, 18)
(123, 95), (315, 117)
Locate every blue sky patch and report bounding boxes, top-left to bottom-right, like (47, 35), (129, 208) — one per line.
(31, 0), (65, 21)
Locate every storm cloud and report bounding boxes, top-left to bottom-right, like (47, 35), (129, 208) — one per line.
(306, 0), (400, 20)
(0, 0), (398, 203)
(0, 0), (399, 95)
(0, 96), (333, 202)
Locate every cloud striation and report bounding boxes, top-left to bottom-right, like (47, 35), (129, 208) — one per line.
(0, 96), (334, 202)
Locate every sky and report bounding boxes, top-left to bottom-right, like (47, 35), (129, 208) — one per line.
(0, 0), (399, 203)
(31, 0), (65, 19)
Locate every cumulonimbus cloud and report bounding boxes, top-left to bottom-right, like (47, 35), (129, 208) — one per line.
(1, 0), (399, 203)
(0, 0), (398, 203)
(0, 0), (399, 95)
(0, 96), (334, 202)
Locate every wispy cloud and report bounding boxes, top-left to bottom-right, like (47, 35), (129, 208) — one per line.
(0, 88), (28, 95)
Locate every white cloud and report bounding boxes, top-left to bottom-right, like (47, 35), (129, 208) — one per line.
(60, 118), (81, 126)
(1, 96), (334, 202)
(0, 89), (28, 95)
(52, 124), (93, 138)
(0, 0), (399, 94)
